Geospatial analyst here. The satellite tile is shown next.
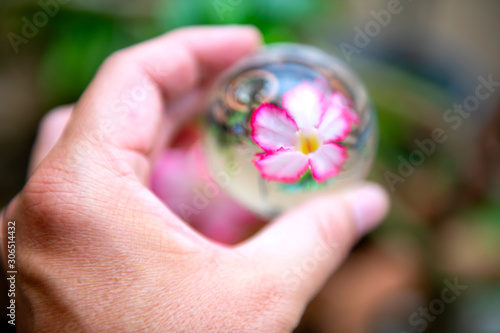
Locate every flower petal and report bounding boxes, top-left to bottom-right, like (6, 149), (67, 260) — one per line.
(317, 93), (352, 143)
(309, 143), (347, 182)
(282, 83), (324, 131)
(254, 149), (309, 183)
(250, 103), (298, 152)
(330, 92), (360, 125)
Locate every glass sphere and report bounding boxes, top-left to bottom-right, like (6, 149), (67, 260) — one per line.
(203, 43), (377, 217)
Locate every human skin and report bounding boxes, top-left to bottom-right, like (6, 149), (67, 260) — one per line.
(1, 26), (389, 332)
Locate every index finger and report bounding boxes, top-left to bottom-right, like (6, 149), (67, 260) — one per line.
(57, 26), (261, 175)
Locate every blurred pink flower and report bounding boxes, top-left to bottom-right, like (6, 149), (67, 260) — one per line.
(150, 145), (263, 244)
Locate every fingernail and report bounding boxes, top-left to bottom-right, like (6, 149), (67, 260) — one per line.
(347, 184), (390, 234)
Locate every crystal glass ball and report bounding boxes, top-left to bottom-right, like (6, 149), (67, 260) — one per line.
(203, 43), (377, 217)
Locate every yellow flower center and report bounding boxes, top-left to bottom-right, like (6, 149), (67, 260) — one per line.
(297, 130), (321, 155)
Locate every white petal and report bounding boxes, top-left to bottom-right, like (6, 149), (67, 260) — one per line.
(282, 83), (324, 131)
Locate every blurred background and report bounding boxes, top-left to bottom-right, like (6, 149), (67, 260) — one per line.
(1, 0), (500, 332)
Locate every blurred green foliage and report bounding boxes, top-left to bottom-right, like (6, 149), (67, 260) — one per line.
(14, 0), (334, 106)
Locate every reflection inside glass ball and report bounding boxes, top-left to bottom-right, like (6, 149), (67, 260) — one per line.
(203, 44), (376, 217)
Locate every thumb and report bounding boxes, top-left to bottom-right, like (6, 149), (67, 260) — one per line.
(236, 183), (389, 307)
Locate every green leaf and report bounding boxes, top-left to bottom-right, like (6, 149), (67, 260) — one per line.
(278, 169), (332, 193)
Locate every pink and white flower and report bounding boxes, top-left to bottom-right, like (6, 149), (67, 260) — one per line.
(250, 83), (358, 183)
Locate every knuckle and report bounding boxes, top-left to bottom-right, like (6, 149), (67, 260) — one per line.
(13, 165), (83, 258)
(21, 159), (79, 224)
(156, 42), (199, 94)
(100, 49), (137, 78)
(36, 106), (72, 144)
(103, 49), (129, 69)
(39, 106), (72, 131)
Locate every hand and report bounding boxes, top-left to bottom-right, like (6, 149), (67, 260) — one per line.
(1, 26), (389, 332)
(28, 109), (264, 245)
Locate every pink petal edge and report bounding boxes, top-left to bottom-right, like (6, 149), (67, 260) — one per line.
(250, 103), (298, 152)
(329, 92), (360, 125)
(253, 148), (309, 184)
(317, 103), (352, 143)
(309, 143), (348, 183)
